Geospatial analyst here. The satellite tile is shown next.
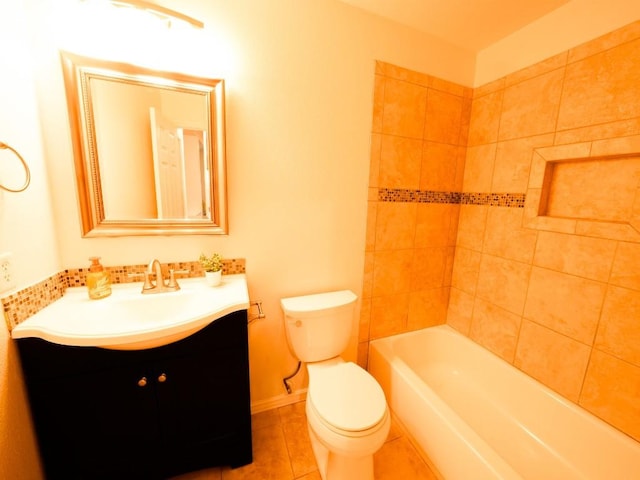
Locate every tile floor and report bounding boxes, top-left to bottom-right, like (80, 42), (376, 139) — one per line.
(171, 400), (439, 480)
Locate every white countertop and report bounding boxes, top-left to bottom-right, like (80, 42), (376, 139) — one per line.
(11, 274), (250, 350)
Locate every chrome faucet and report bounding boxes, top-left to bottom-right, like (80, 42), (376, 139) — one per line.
(140, 259), (184, 294)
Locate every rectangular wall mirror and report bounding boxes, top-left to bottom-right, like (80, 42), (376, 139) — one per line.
(61, 51), (228, 236)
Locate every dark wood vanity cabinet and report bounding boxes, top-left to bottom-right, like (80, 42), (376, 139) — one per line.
(17, 310), (253, 479)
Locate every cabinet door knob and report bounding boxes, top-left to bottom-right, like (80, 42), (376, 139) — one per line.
(137, 377), (148, 387)
(157, 373), (167, 383)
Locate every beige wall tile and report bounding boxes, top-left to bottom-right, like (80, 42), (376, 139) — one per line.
(379, 135), (422, 189)
(515, 320), (591, 402)
(415, 204), (453, 248)
(458, 98), (472, 147)
(456, 205), (488, 251)
(381, 78), (428, 139)
(499, 68), (564, 141)
(462, 143), (496, 192)
(375, 203), (417, 251)
(591, 135), (640, 157)
(424, 89), (463, 144)
(447, 204), (461, 245)
(443, 246), (455, 287)
(372, 249), (414, 296)
(575, 219), (640, 243)
(595, 285), (640, 366)
(580, 349), (640, 442)
(420, 141), (460, 191)
(470, 298), (521, 362)
(558, 38), (640, 130)
(533, 231), (617, 282)
(476, 254), (531, 315)
(483, 207), (537, 263)
(554, 118), (640, 145)
(411, 247), (448, 290)
(493, 134), (554, 193)
(359, 298), (371, 342)
(524, 267), (606, 344)
(451, 246), (481, 295)
(467, 89), (503, 146)
(532, 215), (577, 235)
(610, 241), (640, 290)
(446, 287), (474, 335)
(357, 341), (369, 369)
(535, 141), (592, 162)
(370, 293), (409, 339)
(407, 288), (449, 331)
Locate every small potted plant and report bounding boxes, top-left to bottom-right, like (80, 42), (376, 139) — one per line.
(199, 253), (223, 286)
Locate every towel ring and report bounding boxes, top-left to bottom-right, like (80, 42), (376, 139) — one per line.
(0, 142), (31, 193)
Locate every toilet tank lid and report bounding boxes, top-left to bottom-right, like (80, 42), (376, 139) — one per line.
(281, 290), (357, 315)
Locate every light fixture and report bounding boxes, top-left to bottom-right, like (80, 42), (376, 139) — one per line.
(88, 0), (204, 29)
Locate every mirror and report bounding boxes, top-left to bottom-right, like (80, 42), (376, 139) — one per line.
(60, 51), (228, 236)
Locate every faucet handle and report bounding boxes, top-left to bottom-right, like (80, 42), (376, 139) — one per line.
(167, 269), (189, 289)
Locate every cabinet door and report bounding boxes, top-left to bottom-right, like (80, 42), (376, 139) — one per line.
(157, 312), (253, 474)
(29, 364), (162, 480)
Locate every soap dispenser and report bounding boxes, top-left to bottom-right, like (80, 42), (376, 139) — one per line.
(87, 257), (112, 300)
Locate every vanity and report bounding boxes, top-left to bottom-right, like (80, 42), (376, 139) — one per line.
(12, 275), (252, 479)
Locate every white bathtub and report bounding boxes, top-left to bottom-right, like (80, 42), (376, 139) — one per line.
(368, 325), (640, 480)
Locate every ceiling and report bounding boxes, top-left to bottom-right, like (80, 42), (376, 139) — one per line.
(339, 0), (572, 52)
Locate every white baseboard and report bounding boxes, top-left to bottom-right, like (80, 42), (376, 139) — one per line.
(250, 388), (308, 414)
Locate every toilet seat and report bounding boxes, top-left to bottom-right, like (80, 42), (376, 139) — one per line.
(308, 362), (387, 434)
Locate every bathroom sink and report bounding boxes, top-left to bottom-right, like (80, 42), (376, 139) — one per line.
(11, 274), (250, 350)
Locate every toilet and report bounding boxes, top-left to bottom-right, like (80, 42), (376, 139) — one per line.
(281, 290), (390, 480)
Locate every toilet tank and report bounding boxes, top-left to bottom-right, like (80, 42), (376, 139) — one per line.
(281, 290), (357, 363)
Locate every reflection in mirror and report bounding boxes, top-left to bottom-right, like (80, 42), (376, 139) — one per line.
(61, 51), (228, 236)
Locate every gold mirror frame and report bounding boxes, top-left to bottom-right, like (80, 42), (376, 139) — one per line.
(61, 51), (228, 236)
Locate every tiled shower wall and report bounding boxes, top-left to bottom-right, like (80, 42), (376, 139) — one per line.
(363, 20), (640, 442)
(360, 62), (471, 358)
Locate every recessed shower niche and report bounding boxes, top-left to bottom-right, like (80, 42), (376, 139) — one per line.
(524, 136), (640, 242)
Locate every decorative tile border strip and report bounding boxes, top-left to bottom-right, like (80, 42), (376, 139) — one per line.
(460, 192), (526, 208)
(378, 188), (526, 208)
(2, 258), (246, 331)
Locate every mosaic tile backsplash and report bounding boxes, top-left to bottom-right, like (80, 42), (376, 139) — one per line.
(2, 258), (245, 330)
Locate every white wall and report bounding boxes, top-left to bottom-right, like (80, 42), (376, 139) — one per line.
(0, 2), (57, 478)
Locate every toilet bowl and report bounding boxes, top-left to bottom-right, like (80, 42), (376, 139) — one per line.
(305, 360), (390, 479)
(281, 291), (390, 480)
